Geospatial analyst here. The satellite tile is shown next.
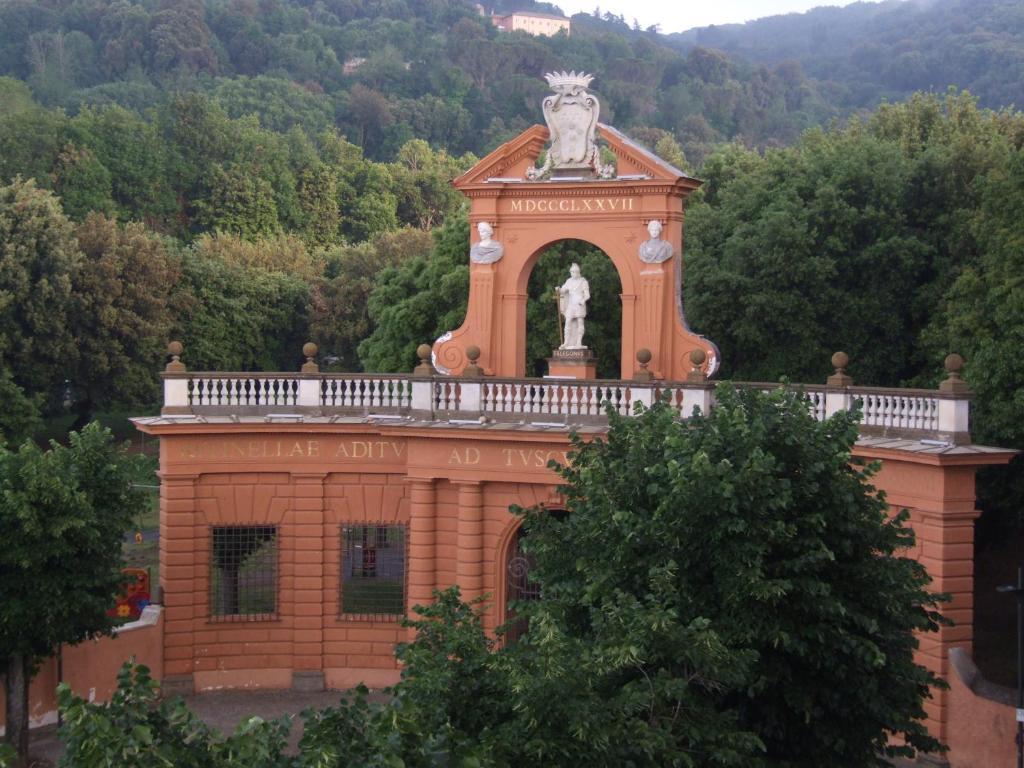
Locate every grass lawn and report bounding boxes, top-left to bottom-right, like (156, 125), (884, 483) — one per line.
(341, 577), (404, 616)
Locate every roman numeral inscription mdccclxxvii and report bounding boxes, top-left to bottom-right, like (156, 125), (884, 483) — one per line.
(509, 197), (635, 214)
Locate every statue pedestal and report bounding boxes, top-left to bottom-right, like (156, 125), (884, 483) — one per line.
(547, 348), (597, 380)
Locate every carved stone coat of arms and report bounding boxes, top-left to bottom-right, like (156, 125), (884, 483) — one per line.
(528, 71), (614, 179)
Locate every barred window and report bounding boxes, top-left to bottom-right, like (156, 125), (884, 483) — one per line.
(210, 526), (277, 621)
(341, 525), (406, 618)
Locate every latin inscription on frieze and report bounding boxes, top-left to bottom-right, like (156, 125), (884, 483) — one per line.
(178, 438), (406, 462)
(509, 197), (635, 214)
(175, 438), (572, 473)
(446, 447), (569, 468)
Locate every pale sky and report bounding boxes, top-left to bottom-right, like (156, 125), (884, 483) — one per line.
(557, 0), (885, 33)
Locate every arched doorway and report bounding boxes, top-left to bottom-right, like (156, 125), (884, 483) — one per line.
(525, 240), (623, 378)
(503, 525), (540, 644)
(501, 509), (567, 644)
(432, 121), (719, 381)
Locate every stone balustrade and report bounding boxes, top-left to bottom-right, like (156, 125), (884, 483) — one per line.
(159, 344), (972, 444)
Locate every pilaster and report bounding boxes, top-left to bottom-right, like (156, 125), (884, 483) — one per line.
(454, 481), (484, 603)
(159, 472), (200, 690)
(290, 472), (326, 690)
(861, 453), (985, 749)
(407, 478), (437, 637)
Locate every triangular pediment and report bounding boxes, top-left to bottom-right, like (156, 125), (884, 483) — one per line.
(596, 123), (697, 182)
(454, 122), (697, 188)
(454, 125), (549, 188)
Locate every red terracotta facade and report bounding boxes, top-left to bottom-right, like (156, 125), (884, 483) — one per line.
(129, 124), (1017, 768)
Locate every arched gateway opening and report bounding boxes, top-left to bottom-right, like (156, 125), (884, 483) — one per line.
(431, 74), (718, 381)
(525, 240), (622, 378)
(503, 526), (539, 644)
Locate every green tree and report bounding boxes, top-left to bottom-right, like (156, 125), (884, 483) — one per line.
(213, 75), (335, 135)
(147, 0), (218, 77)
(0, 177), (77, 402)
(357, 208), (469, 372)
(686, 94), (1023, 387)
(1, 424), (144, 764)
(0, 371), (40, 448)
(58, 663), (293, 768)
(389, 139), (475, 230)
(190, 231), (321, 279)
(934, 143), (1024, 525)
(519, 389), (944, 765)
(174, 249), (310, 372)
(68, 105), (177, 228)
(195, 164), (280, 240)
(50, 143), (115, 220)
(310, 228), (432, 370)
(296, 166), (341, 247)
(68, 214), (179, 425)
(0, 79), (66, 185)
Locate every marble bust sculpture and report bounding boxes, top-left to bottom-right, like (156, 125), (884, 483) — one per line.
(557, 263), (590, 349)
(469, 222), (503, 264)
(638, 220), (674, 264)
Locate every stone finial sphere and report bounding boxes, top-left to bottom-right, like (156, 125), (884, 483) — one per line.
(417, 343), (432, 361)
(168, 340), (183, 357)
(303, 342), (318, 359)
(944, 353), (964, 373)
(689, 348), (706, 366)
(831, 351), (849, 370)
(466, 345), (481, 362)
(636, 348), (652, 365)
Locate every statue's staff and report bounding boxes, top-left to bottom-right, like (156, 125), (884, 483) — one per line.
(553, 286), (564, 348)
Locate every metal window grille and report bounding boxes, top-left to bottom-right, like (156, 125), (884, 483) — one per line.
(504, 526), (541, 644)
(340, 525), (406, 619)
(210, 525), (278, 621)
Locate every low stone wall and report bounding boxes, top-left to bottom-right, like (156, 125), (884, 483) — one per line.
(0, 605), (163, 735)
(946, 646), (1018, 767)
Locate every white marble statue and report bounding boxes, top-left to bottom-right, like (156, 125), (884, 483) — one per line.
(469, 221), (503, 264)
(557, 263), (590, 349)
(639, 220), (674, 264)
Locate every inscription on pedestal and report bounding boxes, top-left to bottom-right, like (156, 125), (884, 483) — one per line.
(552, 348), (595, 361)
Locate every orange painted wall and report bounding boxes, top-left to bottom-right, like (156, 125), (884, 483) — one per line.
(855, 448), (987, 744)
(945, 649), (1018, 767)
(135, 420), (1015, 765)
(0, 608), (163, 735)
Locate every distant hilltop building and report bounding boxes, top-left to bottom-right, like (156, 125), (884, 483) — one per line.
(490, 9), (571, 36)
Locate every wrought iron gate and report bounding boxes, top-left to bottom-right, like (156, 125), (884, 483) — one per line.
(505, 528), (540, 643)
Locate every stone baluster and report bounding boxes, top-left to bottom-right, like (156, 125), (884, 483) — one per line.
(681, 349), (714, 417)
(410, 344), (437, 418)
(298, 342), (321, 408)
(825, 351), (853, 418)
(631, 348), (655, 410)
(938, 353), (971, 444)
(162, 341), (189, 410)
(459, 346), (483, 415)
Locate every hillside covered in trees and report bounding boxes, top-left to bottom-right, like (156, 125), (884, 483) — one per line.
(670, 0), (1024, 112)
(0, 0), (844, 170)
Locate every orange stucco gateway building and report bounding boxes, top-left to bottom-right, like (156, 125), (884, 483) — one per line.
(133, 74), (1014, 758)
